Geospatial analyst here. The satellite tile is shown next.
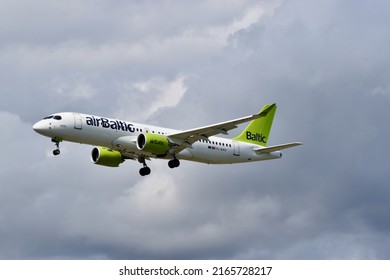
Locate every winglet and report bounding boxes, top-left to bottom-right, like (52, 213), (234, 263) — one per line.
(258, 103), (276, 117)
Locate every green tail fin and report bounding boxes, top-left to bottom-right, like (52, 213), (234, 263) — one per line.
(232, 103), (276, 146)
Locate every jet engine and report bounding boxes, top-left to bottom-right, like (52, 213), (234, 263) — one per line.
(136, 133), (170, 155)
(91, 147), (124, 167)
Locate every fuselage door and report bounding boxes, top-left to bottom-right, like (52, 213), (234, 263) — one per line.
(232, 140), (240, 156)
(74, 113), (83, 130)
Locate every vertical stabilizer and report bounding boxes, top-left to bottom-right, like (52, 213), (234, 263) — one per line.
(232, 103), (276, 146)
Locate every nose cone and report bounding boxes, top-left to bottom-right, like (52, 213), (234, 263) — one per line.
(33, 120), (49, 135)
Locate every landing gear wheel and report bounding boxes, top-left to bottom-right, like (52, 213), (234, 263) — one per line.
(168, 158), (180, 169)
(139, 166), (151, 176)
(53, 149), (61, 156)
(138, 156), (151, 176)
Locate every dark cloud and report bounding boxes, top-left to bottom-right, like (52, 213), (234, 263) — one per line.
(1, 0), (389, 259)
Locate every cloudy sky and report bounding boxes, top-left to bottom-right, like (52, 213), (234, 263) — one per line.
(1, 0), (390, 259)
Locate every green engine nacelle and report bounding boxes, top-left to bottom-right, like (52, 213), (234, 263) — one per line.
(91, 147), (124, 167)
(136, 133), (169, 155)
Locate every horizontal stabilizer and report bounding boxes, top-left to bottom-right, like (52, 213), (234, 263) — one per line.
(254, 142), (303, 154)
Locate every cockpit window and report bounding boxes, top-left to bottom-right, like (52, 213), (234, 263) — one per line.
(43, 115), (62, 120)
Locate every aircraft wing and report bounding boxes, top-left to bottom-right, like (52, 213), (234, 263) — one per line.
(167, 104), (276, 152)
(253, 142), (303, 154)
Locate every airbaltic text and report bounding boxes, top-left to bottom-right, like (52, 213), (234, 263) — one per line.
(246, 131), (267, 143)
(86, 116), (135, 132)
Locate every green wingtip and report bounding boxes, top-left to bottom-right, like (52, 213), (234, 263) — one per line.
(258, 103), (277, 117)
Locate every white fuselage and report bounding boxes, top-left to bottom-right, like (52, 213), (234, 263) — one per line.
(33, 112), (282, 165)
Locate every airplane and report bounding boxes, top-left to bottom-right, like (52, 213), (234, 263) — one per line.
(32, 103), (302, 176)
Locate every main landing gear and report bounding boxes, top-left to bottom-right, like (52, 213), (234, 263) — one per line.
(52, 138), (61, 156)
(138, 157), (151, 176)
(138, 157), (180, 176)
(168, 158), (180, 169)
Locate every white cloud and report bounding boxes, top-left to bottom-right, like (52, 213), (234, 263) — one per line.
(134, 76), (188, 120)
(371, 85), (390, 99)
(52, 79), (97, 101)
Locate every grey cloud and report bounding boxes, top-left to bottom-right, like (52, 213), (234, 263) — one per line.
(1, 0), (390, 259)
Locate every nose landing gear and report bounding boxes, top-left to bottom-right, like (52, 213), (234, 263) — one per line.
(52, 138), (61, 156)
